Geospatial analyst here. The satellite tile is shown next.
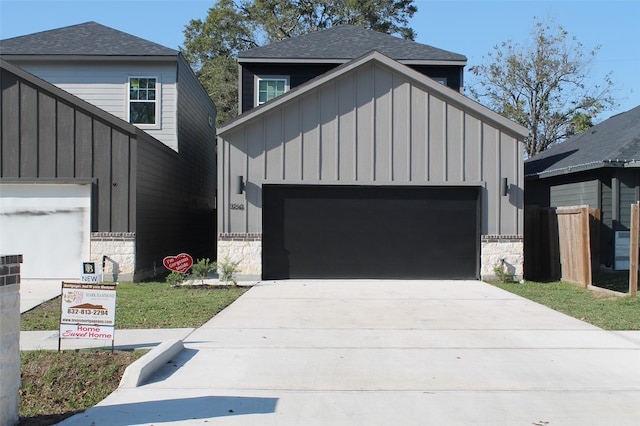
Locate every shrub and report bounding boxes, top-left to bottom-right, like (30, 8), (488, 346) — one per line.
(192, 258), (217, 284)
(218, 257), (241, 285)
(165, 271), (187, 286)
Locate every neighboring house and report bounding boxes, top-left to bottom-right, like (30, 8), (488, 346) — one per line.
(0, 23), (217, 281)
(525, 105), (640, 270)
(217, 48), (528, 280)
(237, 25), (467, 113)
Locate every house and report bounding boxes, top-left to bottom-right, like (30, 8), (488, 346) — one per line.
(217, 35), (528, 280)
(0, 23), (217, 281)
(525, 105), (640, 271)
(237, 24), (467, 113)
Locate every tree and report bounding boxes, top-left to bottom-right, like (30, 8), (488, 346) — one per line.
(181, 0), (418, 125)
(468, 18), (617, 158)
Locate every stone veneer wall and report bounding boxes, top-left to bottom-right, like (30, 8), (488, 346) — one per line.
(481, 235), (524, 281)
(219, 233), (524, 282)
(217, 233), (262, 280)
(0, 254), (23, 426)
(90, 232), (136, 282)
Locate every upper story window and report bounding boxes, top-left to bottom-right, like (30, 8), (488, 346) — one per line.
(256, 75), (289, 106)
(128, 77), (158, 125)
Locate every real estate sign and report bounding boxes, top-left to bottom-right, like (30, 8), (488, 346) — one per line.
(60, 282), (117, 340)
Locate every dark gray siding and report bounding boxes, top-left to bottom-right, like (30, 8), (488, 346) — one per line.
(1, 65), (135, 232)
(240, 62), (463, 113)
(550, 180), (599, 208)
(600, 176), (613, 265)
(409, 65), (463, 91)
(241, 63), (336, 113)
(618, 170), (639, 230)
(132, 56), (217, 278)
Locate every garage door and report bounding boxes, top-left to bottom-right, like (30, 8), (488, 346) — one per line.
(0, 183), (91, 279)
(262, 185), (480, 279)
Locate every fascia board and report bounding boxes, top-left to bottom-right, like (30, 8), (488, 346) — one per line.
(238, 57), (466, 66)
(1, 54), (177, 63)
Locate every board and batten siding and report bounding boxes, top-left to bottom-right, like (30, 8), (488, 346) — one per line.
(11, 61), (178, 151)
(219, 59), (524, 237)
(1, 65), (135, 233)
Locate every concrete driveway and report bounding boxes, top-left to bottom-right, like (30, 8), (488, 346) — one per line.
(60, 280), (640, 425)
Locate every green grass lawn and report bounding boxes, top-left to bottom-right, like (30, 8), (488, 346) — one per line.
(21, 282), (249, 331)
(19, 350), (145, 425)
(491, 280), (640, 330)
(19, 282), (249, 425)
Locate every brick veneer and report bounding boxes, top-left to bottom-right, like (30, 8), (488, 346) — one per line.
(0, 254), (23, 426)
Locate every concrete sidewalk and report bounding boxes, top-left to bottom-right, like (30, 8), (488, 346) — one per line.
(20, 279), (62, 313)
(20, 328), (195, 351)
(56, 279), (640, 426)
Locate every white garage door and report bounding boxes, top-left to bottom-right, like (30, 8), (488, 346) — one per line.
(0, 183), (91, 279)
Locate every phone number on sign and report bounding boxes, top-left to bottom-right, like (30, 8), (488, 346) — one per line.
(67, 308), (109, 316)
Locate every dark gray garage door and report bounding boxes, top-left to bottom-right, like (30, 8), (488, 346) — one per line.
(262, 185), (480, 280)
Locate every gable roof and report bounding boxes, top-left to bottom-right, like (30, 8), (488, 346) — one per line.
(238, 25), (466, 65)
(219, 50), (524, 138)
(0, 21), (177, 57)
(525, 105), (640, 178)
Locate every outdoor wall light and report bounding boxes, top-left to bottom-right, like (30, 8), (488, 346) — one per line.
(236, 175), (245, 194)
(501, 177), (508, 196)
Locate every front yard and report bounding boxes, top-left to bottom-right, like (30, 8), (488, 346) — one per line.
(491, 280), (640, 330)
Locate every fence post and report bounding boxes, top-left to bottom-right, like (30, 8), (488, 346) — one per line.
(629, 202), (639, 296)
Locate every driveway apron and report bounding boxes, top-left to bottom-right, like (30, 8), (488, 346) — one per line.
(59, 280), (640, 425)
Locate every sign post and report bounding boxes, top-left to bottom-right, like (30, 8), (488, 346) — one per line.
(59, 263), (117, 351)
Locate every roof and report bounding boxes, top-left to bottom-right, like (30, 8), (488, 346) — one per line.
(525, 105), (640, 178)
(0, 22), (178, 57)
(219, 50), (525, 138)
(238, 25), (466, 65)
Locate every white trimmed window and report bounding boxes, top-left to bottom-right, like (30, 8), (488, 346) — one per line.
(256, 76), (289, 106)
(433, 77), (447, 86)
(128, 77), (158, 125)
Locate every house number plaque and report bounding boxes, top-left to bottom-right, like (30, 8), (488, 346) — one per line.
(230, 203), (245, 210)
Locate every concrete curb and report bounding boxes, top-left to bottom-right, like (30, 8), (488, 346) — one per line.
(119, 339), (184, 388)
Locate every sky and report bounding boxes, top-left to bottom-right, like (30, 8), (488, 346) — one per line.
(1, 0), (638, 121)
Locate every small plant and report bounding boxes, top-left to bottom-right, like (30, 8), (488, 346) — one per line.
(165, 270), (187, 286)
(192, 258), (217, 284)
(218, 257), (241, 285)
(493, 259), (515, 283)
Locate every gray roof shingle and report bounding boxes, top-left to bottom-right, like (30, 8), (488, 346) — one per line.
(0, 21), (177, 57)
(238, 25), (466, 62)
(525, 105), (640, 177)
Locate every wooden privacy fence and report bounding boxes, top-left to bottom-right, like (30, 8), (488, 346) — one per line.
(525, 205), (599, 287)
(556, 206), (593, 287)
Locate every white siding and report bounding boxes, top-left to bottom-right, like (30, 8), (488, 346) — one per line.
(14, 61), (178, 151)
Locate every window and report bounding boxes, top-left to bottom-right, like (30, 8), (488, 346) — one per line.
(256, 76), (289, 106)
(128, 77), (157, 125)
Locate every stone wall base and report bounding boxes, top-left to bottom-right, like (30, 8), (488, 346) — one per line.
(481, 235), (524, 281)
(217, 234), (262, 281)
(1, 255), (22, 426)
(91, 233), (136, 282)
(218, 233), (524, 282)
